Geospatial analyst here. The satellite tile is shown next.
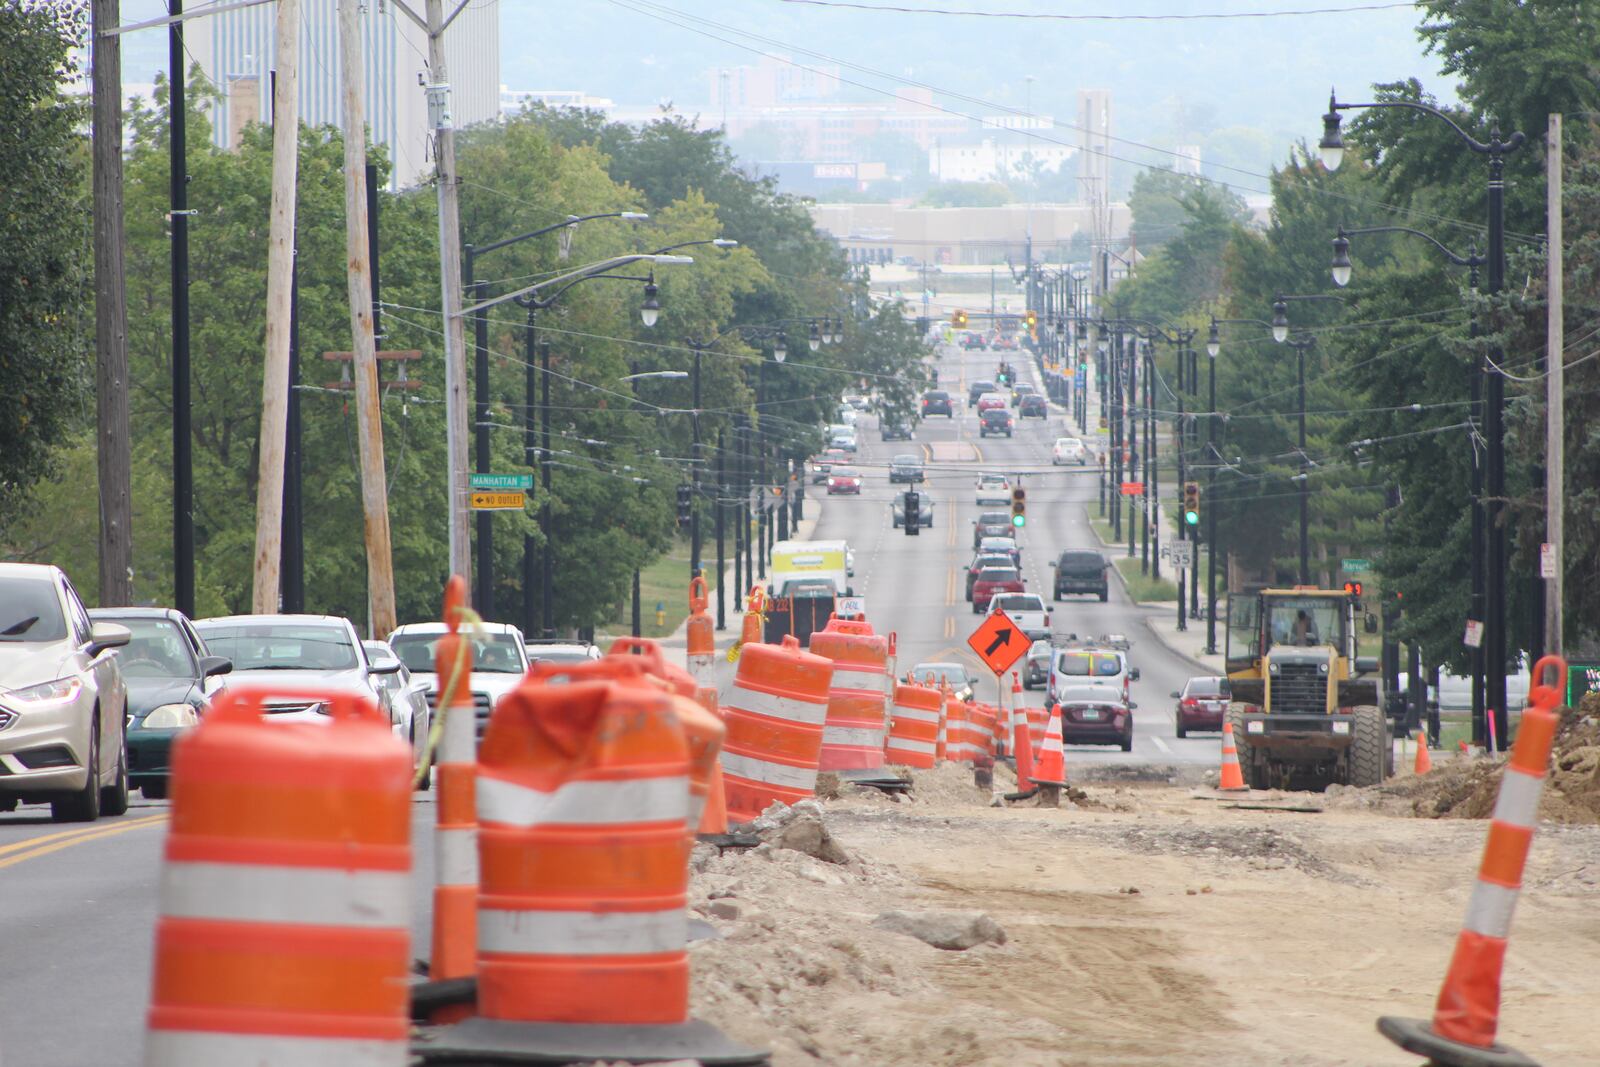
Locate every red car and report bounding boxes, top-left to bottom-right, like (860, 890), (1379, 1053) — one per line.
(1054, 685), (1134, 751)
(1174, 676), (1231, 737)
(975, 394), (1008, 414)
(971, 565), (1023, 613)
(810, 448), (851, 484)
(826, 467), (863, 495)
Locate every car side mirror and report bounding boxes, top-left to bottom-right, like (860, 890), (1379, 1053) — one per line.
(1048, 560), (1058, 567)
(88, 621), (131, 656)
(1364, 612), (1379, 634)
(199, 655), (233, 678)
(369, 659), (403, 675)
(1129, 668), (1141, 681)
(1128, 701), (1139, 710)
(1169, 690), (1181, 699)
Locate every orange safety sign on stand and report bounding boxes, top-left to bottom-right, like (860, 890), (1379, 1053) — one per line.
(145, 687), (413, 1066)
(1378, 656), (1567, 1067)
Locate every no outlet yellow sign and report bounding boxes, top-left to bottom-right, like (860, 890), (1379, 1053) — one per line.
(470, 491), (526, 510)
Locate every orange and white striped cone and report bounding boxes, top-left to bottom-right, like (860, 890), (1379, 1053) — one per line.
(728, 587), (765, 662)
(1414, 729), (1433, 775)
(145, 687), (413, 1067)
(1217, 720), (1248, 792)
(685, 576), (715, 680)
(1030, 705), (1069, 806)
(1010, 698), (1035, 790)
(1378, 656), (1566, 1067)
(429, 576), (478, 1019)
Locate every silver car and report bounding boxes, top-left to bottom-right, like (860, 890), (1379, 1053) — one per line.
(0, 563), (132, 821)
(364, 640), (432, 781)
(194, 615), (424, 787)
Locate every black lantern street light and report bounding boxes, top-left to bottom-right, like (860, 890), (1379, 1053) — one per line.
(1269, 293), (1342, 586)
(1319, 91), (1524, 753)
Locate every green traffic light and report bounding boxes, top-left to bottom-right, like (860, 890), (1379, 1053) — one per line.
(1184, 510), (1199, 526)
(1012, 514), (1026, 528)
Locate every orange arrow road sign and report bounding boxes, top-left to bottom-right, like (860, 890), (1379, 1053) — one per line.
(968, 609), (1028, 676)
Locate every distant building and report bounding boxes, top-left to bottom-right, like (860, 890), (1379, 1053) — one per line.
(809, 201), (1133, 267)
(709, 54), (842, 110)
(185, 0), (499, 188)
(501, 88), (615, 117)
(930, 132), (1072, 184)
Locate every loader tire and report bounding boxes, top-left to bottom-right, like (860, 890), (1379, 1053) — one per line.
(1350, 704), (1387, 787)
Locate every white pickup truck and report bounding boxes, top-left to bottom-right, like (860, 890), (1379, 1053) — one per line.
(986, 592), (1051, 642)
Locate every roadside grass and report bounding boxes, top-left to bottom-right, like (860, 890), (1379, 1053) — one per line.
(596, 538), (717, 640)
(1113, 557), (1180, 603)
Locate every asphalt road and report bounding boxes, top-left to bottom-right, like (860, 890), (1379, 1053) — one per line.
(0, 342), (1222, 1067)
(816, 341), (1220, 765)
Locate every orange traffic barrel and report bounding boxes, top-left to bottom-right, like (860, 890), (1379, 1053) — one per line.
(810, 618), (890, 772)
(885, 683), (940, 769)
(430, 576), (478, 1000)
(476, 675), (691, 1025)
(693, 683), (728, 835)
(720, 635), (833, 822)
(944, 697), (971, 763)
(934, 684), (951, 761)
(145, 686), (413, 1065)
(685, 576), (715, 679)
(969, 704), (997, 761)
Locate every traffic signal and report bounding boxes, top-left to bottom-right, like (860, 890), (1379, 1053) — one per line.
(676, 484), (692, 525)
(1010, 486), (1027, 528)
(952, 309), (969, 328)
(1182, 481), (1200, 526)
(1025, 309), (1038, 331)
(903, 491), (921, 536)
(1343, 581), (1364, 597)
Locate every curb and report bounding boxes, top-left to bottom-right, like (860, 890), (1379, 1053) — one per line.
(1084, 505), (1218, 677)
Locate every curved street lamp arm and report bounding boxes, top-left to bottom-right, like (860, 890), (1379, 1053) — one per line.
(1331, 97), (1525, 156)
(1336, 225), (1486, 268)
(518, 270), (652, 311)
(473, 211), (647, 259)
(461, 253), (691, 317)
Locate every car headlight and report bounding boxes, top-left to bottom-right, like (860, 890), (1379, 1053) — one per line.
(1318, 662), (1330, 674)
(7, 677), (82, 707)
(1331, 720), (1351, 734)
(1268, 662), (1281, 674)
(142, 703), (200, 730)
(1246, 720), (1266, 734)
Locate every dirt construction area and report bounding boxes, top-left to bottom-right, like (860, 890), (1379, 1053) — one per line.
(684, 756), (1600, 1067)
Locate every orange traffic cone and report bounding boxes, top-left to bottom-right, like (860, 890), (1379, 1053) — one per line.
(429, 576), (478, 1019)
(1378, 656), (1567, 1067)
(1218, 720), (1248, 791)
(1030, 706), (1069, 806)
(729, 586), (765, 661)
(1413, 730), (1433, 775)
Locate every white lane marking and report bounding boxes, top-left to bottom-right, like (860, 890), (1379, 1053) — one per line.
(1151, 735), (1172, 755)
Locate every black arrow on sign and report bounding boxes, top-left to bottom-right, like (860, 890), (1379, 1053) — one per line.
(984, 628), (1013, 656)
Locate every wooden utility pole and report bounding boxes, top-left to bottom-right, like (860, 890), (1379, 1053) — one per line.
(1544, 112), (1564, 656)
(91, 0), (133, 606)
(251, 0), (301, 613)
(423, 0), (472, 593)
(337, 0), (397, 637)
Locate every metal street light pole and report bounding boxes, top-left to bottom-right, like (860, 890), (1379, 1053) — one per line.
(1321, 92), (1524, 750)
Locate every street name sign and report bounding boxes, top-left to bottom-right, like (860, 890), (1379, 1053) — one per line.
(470, 473), (534, 490)
(1341, 558), (1371, 574)
(968, 609), (1029, 676)
(470, 491), (526, 511)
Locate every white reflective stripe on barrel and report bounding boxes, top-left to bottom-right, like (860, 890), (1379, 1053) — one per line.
(477, 774), (688, 828)
(438, 705), (477, 764)
(830, 665), (888, 693)
(479, 907), (687, 957)
(720, 751), (818, 791)
(435, 826), (478, 886)
(891, 705), (941, 724)
(1493, 769), (1543, 828)
(159, 862), (409, 928)
(725, 685), (829, 726)
(888, 737), (937, 756)
(1462, 881), (1519, 940)
(822, 726), (885, 748)
(145, 1030), (406, 1067)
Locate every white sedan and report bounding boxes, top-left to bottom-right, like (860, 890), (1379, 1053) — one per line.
(1052, 437), (1088, 465)
(975, 473), (1011, 506)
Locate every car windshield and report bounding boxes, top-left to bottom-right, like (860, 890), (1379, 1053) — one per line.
(199, 623), (359, 671)
(112, 618), (198, 678)
(1186, 678), (1231, 698)
(1029, 643), (1052, 662)
(979, 512), (1009, 524)
(924, 391), (948, 401)
(1055, 438), (1080, 449)
(982, 409), (1007, 419)
(981, 539), (1017, 552)
(1266, 596), (1343, 649)
(892, 455), (919, 465)
(1057, 652), (1122, 677)
(528, 646), (595, 665)
(912, 664), (967, 686)
(978, 568), (1018, 583)
(1059, 552), (1102, 571)
(831, 468), (858, 478)
(979, 475), (1006, 486)
(993, 595), (1043, 612)
(0, 577), (67, 643)
(390, 632), (526, 674)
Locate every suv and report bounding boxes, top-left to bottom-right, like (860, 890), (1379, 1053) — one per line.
(987, 592), (1051, 641)
(892, 491), (935, 528)
(959, 332), (988, 351)
(921, 390), (954, 418)
(968, 379), (997, 406)
(973, 510), (1013, 546)
(1048, 648), (1137, 707)
(971, 565), (1024, 613)
(880, 418), (915, 442)
(979, 407), (1014, 437)
(390, 621), (533, 741)
(0, 564), (132, 821)
(1051, 550), (1109, 602)
(1019, 394), (1048, 418)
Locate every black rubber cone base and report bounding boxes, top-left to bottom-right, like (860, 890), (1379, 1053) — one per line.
(414, 1016), (769, 1065)
(1377, 1016), (1540, 1067)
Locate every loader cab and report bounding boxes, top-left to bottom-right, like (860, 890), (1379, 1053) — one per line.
(1226, 589), (1355, 675)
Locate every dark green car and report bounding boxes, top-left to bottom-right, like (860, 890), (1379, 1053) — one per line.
(88, 607), (231, 800)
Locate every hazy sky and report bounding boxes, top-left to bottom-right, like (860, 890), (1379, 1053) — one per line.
(115, 0), (1451, 192)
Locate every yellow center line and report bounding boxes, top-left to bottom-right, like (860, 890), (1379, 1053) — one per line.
(0, 812), (167, 858)
(0, 814), (167, 869)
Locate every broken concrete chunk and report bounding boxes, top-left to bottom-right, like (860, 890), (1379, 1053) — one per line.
(871, 909), (1007, 951)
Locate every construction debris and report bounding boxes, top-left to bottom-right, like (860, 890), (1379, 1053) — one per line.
(871, 910), (1007, 951)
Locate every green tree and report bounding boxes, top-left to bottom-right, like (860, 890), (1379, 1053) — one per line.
(0, 1), (90, 519)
